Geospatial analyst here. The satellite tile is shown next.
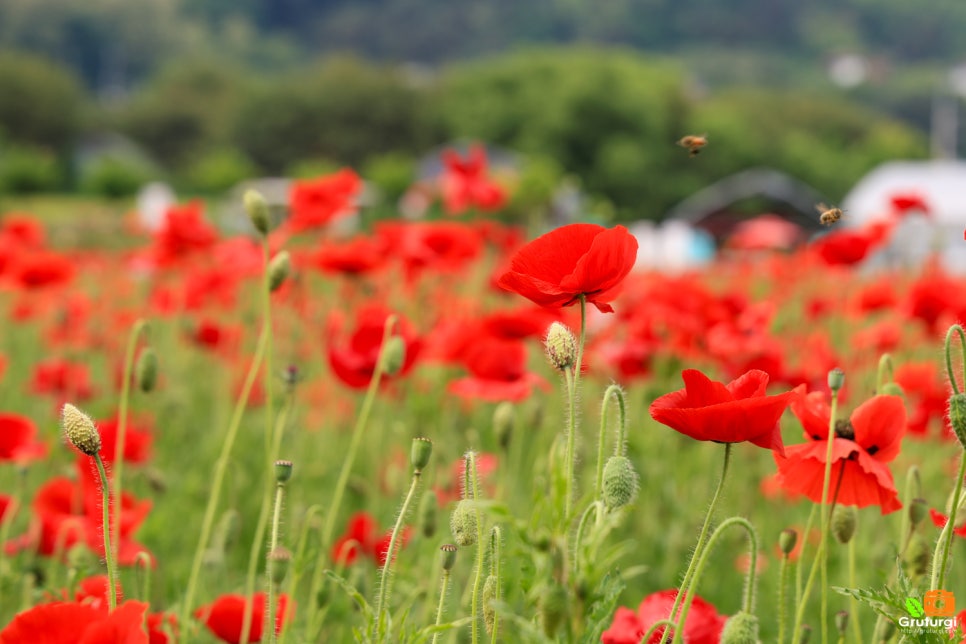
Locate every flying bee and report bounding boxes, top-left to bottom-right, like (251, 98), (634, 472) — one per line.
(816, 203), (844, 226)
(677, 134), (708, 157)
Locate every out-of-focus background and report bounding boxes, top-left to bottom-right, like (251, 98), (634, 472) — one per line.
(0, 0), (964, 234)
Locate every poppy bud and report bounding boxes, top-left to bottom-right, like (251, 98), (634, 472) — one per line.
(601, 455), (639, 510)
(949, 393), (966, 450)
(450, 500), (478, 547)
(268, 251), (291, 292)
(880, 382), (904, 398)
(493, 402), (514, 450)
(62, 403), (101, 457)
(418, 490), (437, 538)
(902, 532), (930, 577)
(834, 611), (849, 636)
(540, 583), (568, 638)
(136, 348), (158, 393)
(908, 498), (928, 528)
(827, 368), (845, 393)
(380, 336), (406, 376)
(274, 460), (293, 484)
(482, 574), (498, 635)
(67, 543), (96, 571)
(720, 611), (759, 644)
(244, 189), (271, 236)
(545, 322), (577, 371)
(411, 437), (432, 473)
(778, 529), (798, 556)
(440, 543), (458, 571)
(268, 546), (291, 584)
(831, 505), (857, 544)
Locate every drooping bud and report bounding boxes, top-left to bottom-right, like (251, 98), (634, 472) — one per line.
(135, 348), (158, 393)
(902, 532), (930, 577)
(720, 611), (759, 644)
(545, 322), (577, 371)
(949, 393), (966, 450)
(831, 505), (857, 544)
(380, 336), (406, 376)
(62, 403), (101, 457)
(411, 437), (432, 473)
(601, 455), (639, 510)
(908, 498), (928, 528)
(268, 546), (291, 584)
(418, 490), (437, 538)
(274, 460), (293, 484)
(540, 583), (568, 638)
(880, 382), (904, 398)
(482, 574), (498, 635)
(493, 402), (514, 450)
(834, 611), (849, 636)
(268, 251), (291, 292)
(244, 189), (271, 236)
(778, 529), (798, 557)
(450, 500), (478, 547)
(440, 544), (458, 571)
(827, 368), (845, 393)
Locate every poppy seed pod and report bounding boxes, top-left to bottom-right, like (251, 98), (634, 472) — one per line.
(440, 544), (458, 571)
(244, 189), (271, 236)
(268, 546), (291, 584)
(62, 403), (101, 457)
(949, 393), (966, 450)
(450, 500), (478, 547)
(828, 368), (845, 393)
(545, 322), (577, 371)
(720, 611), (759, 644)
(274, 460), (293, 484)
(268, 251), (291, 292)
(135, 348), (158, 393)
(601, 455), (639, 510)
(411, 437), (432, 473)
(778, 529), (798, 557)
(908, 498), (928, 528)
(834, 611), (849, 636)
(831, 505), (857, 544)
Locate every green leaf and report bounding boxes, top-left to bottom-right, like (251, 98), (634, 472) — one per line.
(581, 570), (626, 643)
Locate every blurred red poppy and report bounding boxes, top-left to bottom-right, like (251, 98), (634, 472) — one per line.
(929, 509), (966, 538)
(448, 337), (546, 402)
(497, 223), (638, 313)
(650, 369), (794, 454)
(330, 511), (411, 567)
(327, 306), (421, 389)
(287, 169), (361, 233)
(774, 390), (904, 514)
(0, 599), (149, 643)
(151, 202), (219, 267)
(194, 593), (292, 644)
(0, 413), (47, 464)
(602, 589), (725, 644)
(439, 145), (507, 214)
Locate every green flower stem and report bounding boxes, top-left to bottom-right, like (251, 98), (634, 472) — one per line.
(279, 505), (322, 644)
(659, 443), (732, 644)
(875, 353), (894, 393)
(944, 325), (966, 396)
(375, 469), (422, 638)
(490, 526), (502, 644)
(564, 295), (587, 520)
(899, 466), (920, 556)
(0, 467), (26, 609)
(641, 619), (679, 643)
(596, 385), (626, 499)
(778, 553), (791, 644)
(266, 481), (286, 644)
(112, 318), (148, 569)
(673, 517), (758, 643)
(931, 453), (966, 591)
(240, 391), (295, 644)
(572, 502), (600, 575)
(848, 539), (862, 644)
(431, 568), (452, 644)
(817, 387), (841, 644)
(93, 453), (117, 611)
(181, 323), (269, 636)
(795, 505), (818, 619)
(469, 453), (486, 644)
(134, 551), (153, 602)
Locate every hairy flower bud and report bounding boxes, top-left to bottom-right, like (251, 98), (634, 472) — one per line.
(778, 529), (798, 557)
(545, 322), (577, 371)
(135, 348), (158, 393)
(62, 403), (101, 457)
(380, 336), (406, 376)
(902, 532), (930, 577)
(601, 455), (639, 510)
(244, 189), (271, 236)
(908, 498), (928, 528)
(831, 505), (857, 544)
(450, 500), (478, 547)
(720, 611), (759, 644)
(880, 382), (904, 398)
(493, 402), (514, 450)
(268, 251), (291, 292)
(482, 574), (498, 635)
(950, 393), (966, 450)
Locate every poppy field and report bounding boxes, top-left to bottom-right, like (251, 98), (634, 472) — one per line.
(0, 149), (965, 644)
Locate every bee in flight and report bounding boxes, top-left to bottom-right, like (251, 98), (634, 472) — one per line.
(816, 203), (844, 226)
(677, 134), (708, 157)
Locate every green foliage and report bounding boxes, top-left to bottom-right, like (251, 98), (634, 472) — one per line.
(0, 144), (63, 194)
(79, 155), (155, 198)
(363, 153), (416, 205)
(182, 148), (256, 194)
(0, 51), (85, 152)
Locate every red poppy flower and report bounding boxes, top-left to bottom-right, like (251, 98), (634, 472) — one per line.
(309, 235), (387, 276)
(650, 369), (795, 454)
(10, 249), (75, 289)
(895, 362), (951, 439)
(929, 509), (966, 538)
(74, 575), (123, 610)
(602, 589), (726, 644)
(287, 169), (362, 233)
(376, 221), (484, 281)
(147, 612), (178, 644)
(448, 337), (547, 402)
(327, 306), (421, 389)
(811, 221), (892, 266)
(497, 223), (638, 313)
(30, 358), (95, 401)
(0, 413), (47, 464)
(330, 511), (411, 566)
(151, 201), (218, 266)
(1, 213), (45, 248)
(439, 145), (507, 215)
(0, 600), (149, 643)
(68, 414), (153, 466)
(889, 192), (930, 217)
(194, 593), (292, 644)
(774, 391), (905, 514)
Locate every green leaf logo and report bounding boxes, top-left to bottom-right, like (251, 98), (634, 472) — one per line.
(906, 597), (925, 618)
